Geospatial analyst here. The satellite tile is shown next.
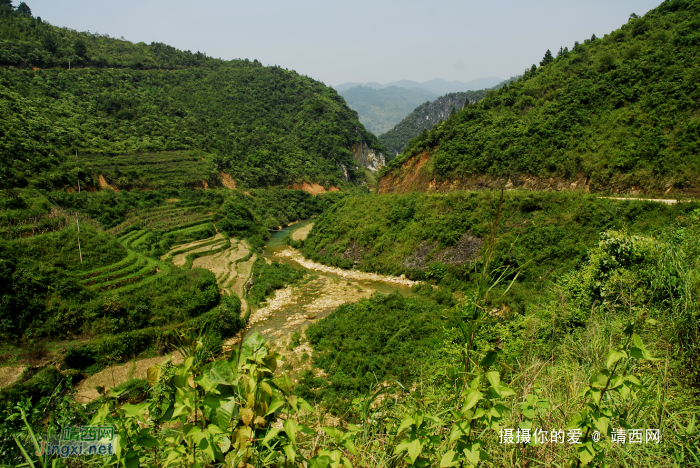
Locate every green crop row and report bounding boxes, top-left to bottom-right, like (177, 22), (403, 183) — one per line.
(111, 265), (170, 294)
(129, 230), (153, 249)
(122, 230), (151, 249)
(167, 222), (215, 238)
(83, 258), (149, 287)
(80, 250), (137, 279)
(109, 210), (206, 235)
(118, 228), (146, 244)
(147, 214), (213, 231)
(162, 237), (222, 261)
(92, 259), (159, 292)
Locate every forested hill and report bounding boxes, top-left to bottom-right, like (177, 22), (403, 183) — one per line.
(377, 89), (492, 159)
(0, 5), (383, 190)
(379, 0), (700, 196)
(378, 77), (519, 160)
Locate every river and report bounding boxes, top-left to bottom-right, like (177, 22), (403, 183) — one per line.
(246, 219), (412, 343)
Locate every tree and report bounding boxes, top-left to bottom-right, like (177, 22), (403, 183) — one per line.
(41, 34), (58, 53)
(0, 0), (13, 9)
(591, 33), (597, 41)
(16, 1), (30, 14)
(630, 12), (639, 20)
(530, 64), (537, 75)
(73, 39), (88, 58)
(540, 49), (554, 66)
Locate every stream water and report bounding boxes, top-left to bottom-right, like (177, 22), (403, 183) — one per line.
(247, 220), (411, 342)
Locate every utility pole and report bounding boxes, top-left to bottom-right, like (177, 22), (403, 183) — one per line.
(76, 150), (83, 263)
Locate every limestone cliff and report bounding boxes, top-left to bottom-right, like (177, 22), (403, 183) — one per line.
(351, 142), (385, 171)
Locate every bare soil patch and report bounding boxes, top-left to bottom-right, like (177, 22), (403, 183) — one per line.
(0, 366), (25, 388)
(74, 353), (183, 404)
(172, 238), (224, 266)
(404, 233), (482, 269)
(277, 248), (417, 286)
(292, 223), (314, 241)
(288, 182), (339, 196)
(220, 172), (237, 189)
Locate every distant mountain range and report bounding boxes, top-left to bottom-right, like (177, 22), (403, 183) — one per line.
(338, 86), (438, 136)
(334, 77), (504, 95)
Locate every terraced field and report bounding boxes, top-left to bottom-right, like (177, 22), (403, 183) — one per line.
(81, 151), (212, 191)
(109, 203), (214, 235)
(79, 231), (171, 293)
(163, 234), (256, 316)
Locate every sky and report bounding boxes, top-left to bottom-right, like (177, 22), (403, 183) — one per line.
(27, 0), (663, 87)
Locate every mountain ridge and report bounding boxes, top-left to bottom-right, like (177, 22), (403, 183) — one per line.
(338, 85), (438, 136)
(378, 0), (700, 196)
(0, 7), (383, 189)
(334, 76), (503, 94)
(378, 77), (520, 158)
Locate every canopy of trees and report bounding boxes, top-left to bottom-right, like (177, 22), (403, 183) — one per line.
(381, 0), (700, 194)
(0, 8), (383, 189)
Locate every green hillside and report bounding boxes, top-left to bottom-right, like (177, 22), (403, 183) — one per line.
(338, 85), (437, 135)
(300, 191), (699, 305)
(0, 7), (382, 190)
(380, 1), (700, 195)
(378, 78), (518, 159)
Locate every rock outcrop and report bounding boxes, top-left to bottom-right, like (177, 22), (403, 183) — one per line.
(351, 142), (385, 171)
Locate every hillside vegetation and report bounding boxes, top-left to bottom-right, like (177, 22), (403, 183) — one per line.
(0, 6), (382, 189)
(380, 1), (700, 195)
(338, 85), (437, 135)
(300, 191), (700, 309)
(378, 78), (519, 158)
(6, 192), (700, 467)
(378, 91), (486, 158)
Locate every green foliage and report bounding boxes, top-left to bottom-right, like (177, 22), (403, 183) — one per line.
(0, 9), (382, 189)
(378, 79), (518, 158)
(383, 1), (700, 193)
(302, 191), (699, 313)
(81, 151), (216, 190)
(247, 258), (307, 307)
(298, 292), (444, 410)
(86, 331), (321, 467)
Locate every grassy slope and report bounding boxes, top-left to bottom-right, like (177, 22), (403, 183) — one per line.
(338, 85), (438, 135)
(380, 0), (700, 195)
(0, 8), (382, 189)
(302, 191), (700, 310)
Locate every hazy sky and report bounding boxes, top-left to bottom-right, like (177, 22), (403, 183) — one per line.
(27, 0), (662, 86)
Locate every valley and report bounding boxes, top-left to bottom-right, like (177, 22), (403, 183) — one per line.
(1, 1), (700, 467)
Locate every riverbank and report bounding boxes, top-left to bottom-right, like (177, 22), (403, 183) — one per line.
(275, 247), (418, 287)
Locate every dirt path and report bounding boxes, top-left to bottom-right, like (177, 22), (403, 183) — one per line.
(276, 247), (418, 286)
(172, 238), (225, 266)
(231, 254), (256, 316)
(600, 197), (680, 205)
(292, 223), (314, 241)
(73, 353), (184, 404)
(0, 365), (25, 389)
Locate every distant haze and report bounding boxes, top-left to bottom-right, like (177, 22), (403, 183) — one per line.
(334, 77), (504, 95)
(27, 0), (663, 86)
